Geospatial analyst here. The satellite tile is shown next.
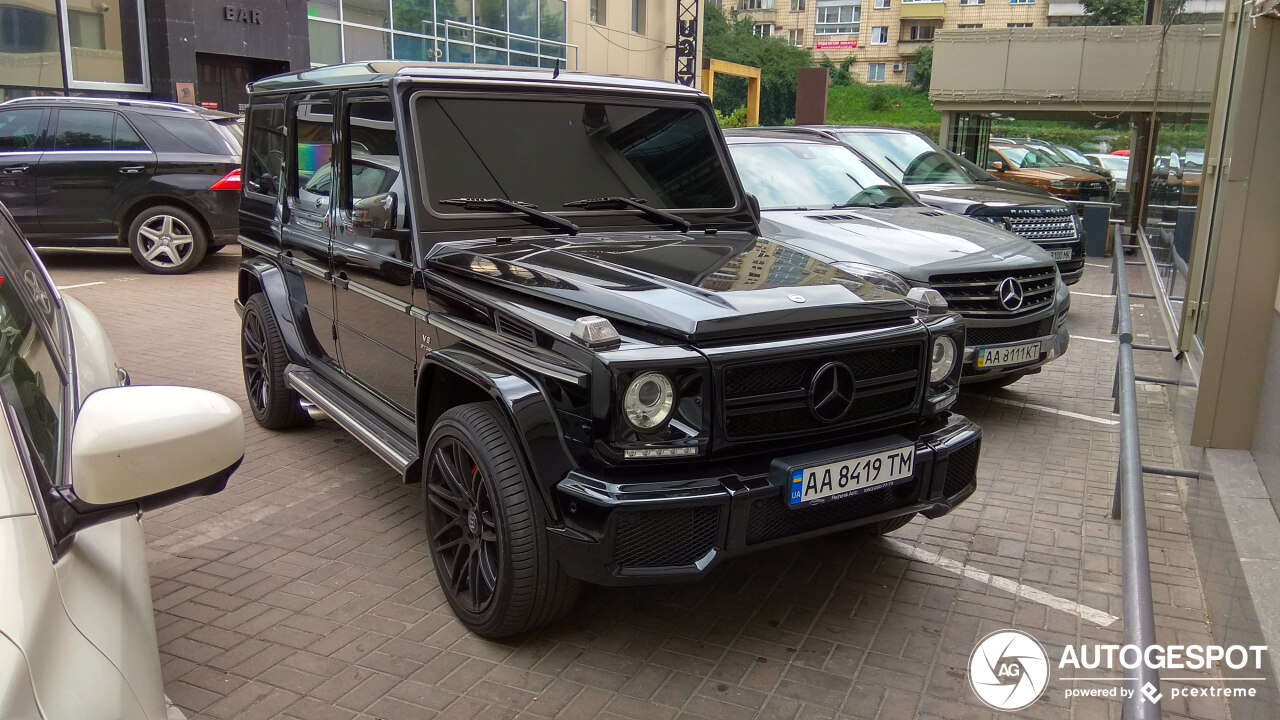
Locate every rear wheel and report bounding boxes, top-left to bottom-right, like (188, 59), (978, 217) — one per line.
(423, 403), (579, 637)
(127, 205), (208, 274)
(241, 293), (311, 429)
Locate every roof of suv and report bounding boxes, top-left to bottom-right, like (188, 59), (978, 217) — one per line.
(722, 128), (847, 145)
(0, 96), (237, 120)
(249, 61), (705, 98)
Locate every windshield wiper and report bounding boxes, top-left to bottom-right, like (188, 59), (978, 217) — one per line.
(563, 196), (691, 232)
(440, 197), (579, 236)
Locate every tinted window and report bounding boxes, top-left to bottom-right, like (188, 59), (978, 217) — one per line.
(113, 116), (147, 150)
(345, 98), (400, 206)
(293, 99), (334, 213)
(0, 109), (43, 151)
(415, 96), (736, 212)
(161, 117), (230, 155)
(54, 109), (114, 150)
(730, 142), (913, 210)
(244, 106), (285, 196)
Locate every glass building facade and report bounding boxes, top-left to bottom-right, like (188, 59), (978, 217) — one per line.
(0, 0), (149, 99)
(307, 0), (571, 69)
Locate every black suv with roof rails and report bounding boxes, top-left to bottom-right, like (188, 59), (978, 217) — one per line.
(0, 97), (242, 274)
(777, 126), (1087, 284)
(235, 62), (981, 637)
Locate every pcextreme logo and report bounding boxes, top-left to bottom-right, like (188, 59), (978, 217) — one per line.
(968, 629), (1269, 711)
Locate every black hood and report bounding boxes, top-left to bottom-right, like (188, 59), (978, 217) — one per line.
(910, 183), (1066, 216)
(427, 231), (916, 342)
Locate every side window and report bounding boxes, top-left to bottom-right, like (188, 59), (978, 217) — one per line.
(292, 97), (334, 215)
(113, 116), (148, 151)
(0, 224), (64, 484)
(344, 97), (400, 211)
(0, 110), (43, 151)
(53, 109), (114, 151)
(244, 105), (285, 197)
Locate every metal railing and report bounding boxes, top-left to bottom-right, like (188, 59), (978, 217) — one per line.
(1108, 226), (1201, 719)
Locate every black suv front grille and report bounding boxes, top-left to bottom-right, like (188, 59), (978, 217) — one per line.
(943, 441), (981, 498)
(997, 207), (1077, 241)
(966, 318), (1053, 347)
(745, 479), (919, 544)
(929, 266), (1057, 318)
(613, 507), (720, 568)
(720, 342), (923, 441)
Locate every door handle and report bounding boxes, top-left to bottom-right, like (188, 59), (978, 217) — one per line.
(119, 165), (145, 174)
(2, 164), (29, 174)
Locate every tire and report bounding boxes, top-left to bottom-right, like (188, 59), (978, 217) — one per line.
(423, 403), (580, 637)
(127, 205), (208, 274)
(861, 513), (916, 537)
(241, 293), (311, 430)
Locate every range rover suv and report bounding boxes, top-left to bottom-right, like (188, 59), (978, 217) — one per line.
(777, 126), (1086, 284)
(725, 130), (1071, 387)
(234, 63), (981, 637)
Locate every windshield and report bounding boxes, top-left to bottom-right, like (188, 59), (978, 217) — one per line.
(1054, 144), (1089, 164)
(1184, 150), (1204, 170)
(729, 141), (914, 210)
(1091, 155), (1129, 173)
(415, 96), (737, 214)
(837, 131), (972, 186)
(999, 147), (1061, 169)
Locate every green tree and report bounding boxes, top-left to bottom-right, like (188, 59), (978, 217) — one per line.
(908, 45), (932, 92)
(702, 3), (813, 125)
(817, 54), (857, 87)
(1076, 0), (1144, 25)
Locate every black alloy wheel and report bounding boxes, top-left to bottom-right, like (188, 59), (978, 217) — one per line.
(241, 294), (311, 429)
(423, 403), (580, 637)
(426, 435), (501, 614)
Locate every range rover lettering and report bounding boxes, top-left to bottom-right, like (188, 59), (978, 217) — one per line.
(235, 63), (982, 637)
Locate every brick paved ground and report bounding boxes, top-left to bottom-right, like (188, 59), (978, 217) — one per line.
(43, 248), (1227, 720)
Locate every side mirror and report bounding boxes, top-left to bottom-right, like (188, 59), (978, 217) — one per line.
(352, 192), (398, 231)
(64, 386), (243, 532)
(746, 193), (762, 224)
(991, 161), (1005, 172)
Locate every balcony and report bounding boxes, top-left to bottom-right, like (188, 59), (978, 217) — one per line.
(899, 0), (947, 18)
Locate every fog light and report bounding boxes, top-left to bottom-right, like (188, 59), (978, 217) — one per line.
(623, 446), (699, 458)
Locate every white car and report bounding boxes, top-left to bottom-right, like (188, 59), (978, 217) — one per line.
(1086, 153), (1131, 193)
(0, 204), (245, 719)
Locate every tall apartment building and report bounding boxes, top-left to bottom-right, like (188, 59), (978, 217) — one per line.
(736, 0), (1048, 86)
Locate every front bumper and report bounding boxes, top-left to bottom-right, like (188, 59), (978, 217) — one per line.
(960, 306), (1070, 383)
(547, 414), (981, 587)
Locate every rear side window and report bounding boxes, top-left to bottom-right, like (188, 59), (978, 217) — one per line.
(244, 106), (285, 197)
(160, 117), (230, 155)
(54, 109), (114, 150)
(113, 117), (148, 151)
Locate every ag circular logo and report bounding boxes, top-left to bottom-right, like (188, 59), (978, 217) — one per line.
(969, 629), (1050, 711)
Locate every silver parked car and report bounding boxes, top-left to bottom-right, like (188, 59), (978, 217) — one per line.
(725, 129), (1070, 387)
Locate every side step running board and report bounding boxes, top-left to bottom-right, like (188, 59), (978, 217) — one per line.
(285, 366), (418, 479)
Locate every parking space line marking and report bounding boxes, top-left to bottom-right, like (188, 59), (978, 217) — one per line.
(983, 395), (1120, 426)
(1071, 290), (1115, 298)
(881, 538), (1120, 627)
(1071, 335), (1118, 344)
(56, 281), (105, 290)
(1085, 262), (1111, 268)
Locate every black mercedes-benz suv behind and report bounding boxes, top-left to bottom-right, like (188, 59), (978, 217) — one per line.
(0, 97), (242, 274)
(235, 62), (982, 637)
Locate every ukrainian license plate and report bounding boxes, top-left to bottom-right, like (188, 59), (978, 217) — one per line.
(788, 444), (915, 507)
(1048, 249), (1073, 261)
(975, 341), (1042, 369)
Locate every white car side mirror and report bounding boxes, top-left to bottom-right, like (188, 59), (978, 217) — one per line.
(71, 386), (244, 509)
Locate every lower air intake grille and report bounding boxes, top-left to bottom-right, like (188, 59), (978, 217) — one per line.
(943, 441), (981, 498)
(745, 480), (919, 545)
(966, 319), (1053, 347)
(613, 506), (720, 568)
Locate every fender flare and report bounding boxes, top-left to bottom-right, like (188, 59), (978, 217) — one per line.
(418, 348), (576, 522)
(236, 258), (309, 366)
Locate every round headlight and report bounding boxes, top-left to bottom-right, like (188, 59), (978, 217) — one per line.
(929, 336), (957, 384)
(623, 372), (675, 430)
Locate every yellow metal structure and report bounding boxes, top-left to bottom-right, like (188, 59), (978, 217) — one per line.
(700, 58), (762, 127)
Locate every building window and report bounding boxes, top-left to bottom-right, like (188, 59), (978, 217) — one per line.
(590, 0), (605, 24)
(868, 63), (885, 83)
(63, 0), (148, 90)
(957, 23), (983, 28)
(791, 0), (807, 10)
(743, 0), (774, 9)
(631, 0), (646, 33)
(0, 1), (64, 89)
(1010, 0), (1035, 4)
(959, 0), (986, 5)
(874, 0), (891, 7)
(904, 62), (916, 81)
(816, 0), (861, 34)
(788, 28), (805, 45)
(753, 23), (773, 37)
(904, 21), (936, 40)
(901, 0), (943, 3)
(1007, 21), (1033, 26)
(871, 26), (888, 44)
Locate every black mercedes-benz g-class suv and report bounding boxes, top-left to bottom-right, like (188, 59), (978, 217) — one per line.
(235, 62), (981, 637)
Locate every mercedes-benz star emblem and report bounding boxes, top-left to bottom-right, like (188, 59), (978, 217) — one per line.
(808, 361), (856, 423)
(996, 277), (1025, 311)
(788, 293), (806, 303)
